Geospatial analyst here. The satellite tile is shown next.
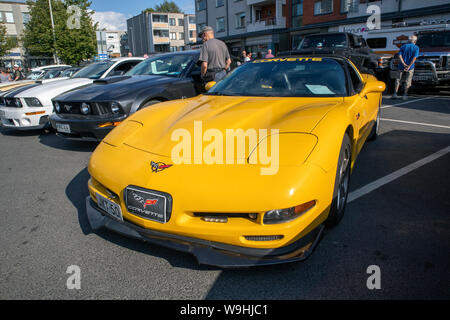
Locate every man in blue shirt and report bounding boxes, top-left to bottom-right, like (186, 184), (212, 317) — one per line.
(393, 35), (419, 100)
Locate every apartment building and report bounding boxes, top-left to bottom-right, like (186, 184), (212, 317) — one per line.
(195, 0), (289, 57)
(127, 11), (196, 55)
(196, 0), (450, 54)
(0, 1), (32, 68)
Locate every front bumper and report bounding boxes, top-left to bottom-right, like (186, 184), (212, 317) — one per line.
(50, 113), (127, 141)
(0, 106), (50, 130)
(86, 196), (325, 268)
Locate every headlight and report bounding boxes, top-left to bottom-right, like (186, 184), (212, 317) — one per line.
(110, 102), (121, 115)
(54, 102), (61, 113)
(14, 98), (22, 108)
(81, 102), (91, 115)
(25, 97), (42, 107)
(263, 200), (316, 224)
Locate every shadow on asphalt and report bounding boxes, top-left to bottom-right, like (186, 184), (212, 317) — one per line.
(38, 130), (98, 152)
(65, 167), (214, 271)
(0, 126), (44, 137)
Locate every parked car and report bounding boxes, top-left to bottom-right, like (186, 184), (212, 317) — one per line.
(0, 57), (144, 130)
(389, 29), (450, 89)
(85, 56), (385, 267)
(295, 32), (391, 79)
(50, 51), (203, 141)
(26, 64), (71, 80)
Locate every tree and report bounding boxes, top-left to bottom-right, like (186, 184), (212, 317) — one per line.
(22, 0), (97, 66)
(0, 23), (17, 58)
(144, 1), (182, 13)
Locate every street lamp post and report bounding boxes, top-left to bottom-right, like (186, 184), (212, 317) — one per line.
(48, 0), (59, 64)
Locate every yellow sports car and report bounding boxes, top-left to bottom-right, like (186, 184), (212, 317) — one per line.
(86, 56), (385, 267)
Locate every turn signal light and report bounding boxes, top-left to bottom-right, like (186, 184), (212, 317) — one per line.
(97, 122), (121, 128)
(25, 111), (45, 116)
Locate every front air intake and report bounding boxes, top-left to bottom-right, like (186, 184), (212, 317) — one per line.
(244, 235), (284, 241)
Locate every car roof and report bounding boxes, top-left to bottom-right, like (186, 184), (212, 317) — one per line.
(32, 64), (71, 71)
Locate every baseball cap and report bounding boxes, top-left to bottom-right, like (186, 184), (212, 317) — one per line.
(199, 26), (214, 36)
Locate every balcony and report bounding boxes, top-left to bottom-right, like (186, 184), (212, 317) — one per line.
(247, 0), (275, 5)
(247, 17), (286, 32)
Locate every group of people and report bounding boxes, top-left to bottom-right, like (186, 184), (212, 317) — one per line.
(197, 25), (277, 84)
(0, 64), (26, 83)
(238, 49), (275, 64)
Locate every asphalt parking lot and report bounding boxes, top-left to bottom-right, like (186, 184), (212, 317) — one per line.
(0, 93), (449, 300)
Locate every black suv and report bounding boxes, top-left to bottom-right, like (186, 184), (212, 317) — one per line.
(294, 32), (390, 79)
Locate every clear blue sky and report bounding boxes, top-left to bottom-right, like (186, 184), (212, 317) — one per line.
(90, 0), (195, 16)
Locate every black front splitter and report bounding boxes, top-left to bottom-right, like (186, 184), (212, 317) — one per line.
(86, 197), (324, 268)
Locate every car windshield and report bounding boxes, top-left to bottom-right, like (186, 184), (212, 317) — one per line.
(206, 58), (347, 97)
(126, 54), (194, 77)
(61, 68), (77, 77)
(299, 34), (347, 49)
(27, 71), (43, 80)
(71, 61), (115, 79)
(417, 31), (450, 48)
(40, 69), (62, 79)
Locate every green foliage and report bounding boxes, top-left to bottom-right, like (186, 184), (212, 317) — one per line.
(22, 0), (97, 65)
(145, 1), (182, 13)
(0, 23), (17, 57)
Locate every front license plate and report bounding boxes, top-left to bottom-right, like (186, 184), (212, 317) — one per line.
(96, 193), (123, 222)
(56, 123), (71, 133)
(125, 187), (168, 223)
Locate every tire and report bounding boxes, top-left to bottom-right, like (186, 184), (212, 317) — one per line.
(325, 133), (352, 227)
(368, 104), (380, 141)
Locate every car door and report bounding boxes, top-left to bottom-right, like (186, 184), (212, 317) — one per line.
(347, 62), (372, 154)
(168, 59), (204, 99)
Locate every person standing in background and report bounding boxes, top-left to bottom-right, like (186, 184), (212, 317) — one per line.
(0, 68), (10, 83)
(198, 26), (231, 83)
(265, 49), (275, 59)
(392, 35), (419, 100)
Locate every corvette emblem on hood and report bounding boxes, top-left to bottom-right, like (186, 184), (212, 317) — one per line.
(151, 161), (173, 173)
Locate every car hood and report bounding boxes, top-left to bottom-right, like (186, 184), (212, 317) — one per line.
(55, 75), (176, 102)
(15, 78), (93, 98)
(106, 95), (342, 158)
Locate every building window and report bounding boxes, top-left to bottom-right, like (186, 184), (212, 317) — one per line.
(197, 0), (206, 11)
(178, 18), (184, 26)
(179, 32), (185, 40)
(235, 12), (246, 29)
(216, 0), (224, 7)
(189, 30), (196, 38)
(189, 16), (195, 24)
(341, 0), (358, 13)
(22, 13), (30, 24)
(216, 17), (225, 33)
(153, 14), (168, 23)
(292, 0), (303, 28)
(170, 46), (177, 52)
(0, 12), (15, 23)
(170, 32), (177, 40)
(169, 18), (176, 26)
(153, 29), (169, 38)
(314, 0), (333, 15)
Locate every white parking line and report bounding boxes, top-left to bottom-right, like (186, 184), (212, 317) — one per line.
(380, 118), (450, 129)
(381, 97), (434, 109)
(348, 146), (450, 203)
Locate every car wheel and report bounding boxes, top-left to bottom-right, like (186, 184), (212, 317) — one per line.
(368, 104), (380, 141)
(325, 133), (352, 227)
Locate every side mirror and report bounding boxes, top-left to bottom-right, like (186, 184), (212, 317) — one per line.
(205, 81), (216, 91)
(360, 81), (386, 97)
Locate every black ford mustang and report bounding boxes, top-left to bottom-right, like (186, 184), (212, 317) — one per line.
(50, 51), (203, 141)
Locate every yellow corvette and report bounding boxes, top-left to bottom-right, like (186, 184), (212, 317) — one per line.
(86, 56), (385, 267)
